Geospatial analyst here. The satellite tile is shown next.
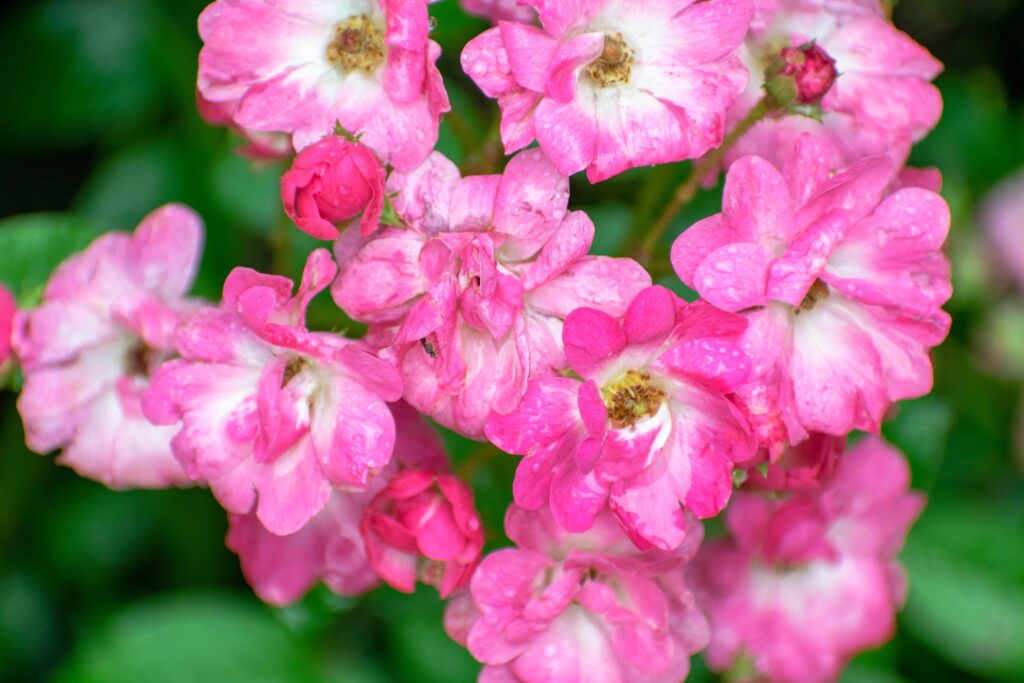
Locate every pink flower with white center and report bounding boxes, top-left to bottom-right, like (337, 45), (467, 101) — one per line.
(226, 401), (446, 605)
(460, 0), (536, 23)
(487, 286), (756, 551)
(332, 149), (650, 438)
(691, 437), (924, 683)
(672, 135), (952, 449)
(445, 505), (709, 683)
(143, 249), (403, 536)
(361, 467), (483, 597)
(197, 0), (450, 171)
(460, 0), (753, 182)
(725, 0), (943, 169)
(13, 205), (203, 489)
(0, 284), (15, 369)
(982, 170), (1024, 293)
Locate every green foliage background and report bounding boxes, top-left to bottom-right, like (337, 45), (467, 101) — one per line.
(0, 0), (1021, 681)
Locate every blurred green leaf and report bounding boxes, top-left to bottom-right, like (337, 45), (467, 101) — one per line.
(210, 150), (286, 237)
(73, 138), (193, 228)
(369, 588), (478, 683)
(882, 396), (954, 487)
(55, 592), (323, 683)
(902, 499), (1024, 681)
(0, 0), (188, 150)
(0, 213), (105, 298)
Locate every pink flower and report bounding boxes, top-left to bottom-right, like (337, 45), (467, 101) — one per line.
(460, 0), (536, 23)
(726, 0), (943, 169)
(982, 170), (1024, 293)
(332, 149), (650, 438)
(227, 488), (380, 606)
(0, 284), (15, 368)
(446, 505), (709, 683)
(361, 468), (483, 597)
(226, 401), (446, 605)
(197, 0), (450, 171)
(691, 437), (924, 683)
(744, 432), (843, 493)
(672, 136), (952, 448)
(281, 135), (387, 239)
(196, 90), (293, 160)
(460, 0), (753, 181)
(487, 286), (756, 551)
(13, 205), (203, 488)
(143, 249), (403, 535)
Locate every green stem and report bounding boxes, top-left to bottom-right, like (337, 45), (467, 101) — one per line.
(633, 98), (771, 266)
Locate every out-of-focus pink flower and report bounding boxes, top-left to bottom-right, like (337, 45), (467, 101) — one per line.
(0, 285), (15, 368)
(743, 432), (844, 493)
(692, 437), (924, 683)
(281, 135), (387, 239)
(144, 250), (403, 536)
(726, 0), (943, 169)
(446, 505), (709, 683)
(460, 0), (535, 23)
(226, 401), (447, 605)
(227, 488), (380, 606)
(13, 205), (203, 488)
(672, 136), (952, 450)
(196, 90), (293, 160)
(333, 149), (650, 438)
(487, 286), (756, 551)
(982, 170), (1024, 292)
(461, 0), (753, 181)
(197, 0), (450, 171)
(362, 468), (483, 597)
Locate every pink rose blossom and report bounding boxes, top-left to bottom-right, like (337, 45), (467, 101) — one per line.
(726, 0), (943, 169)
(361, 468), (483, 597)
(461, 0), (753, 181)
(672, 136), (952, 449)
(446, 505), (709, 683)
(332, 149), (650, 438)
(460, 0), (536, 23)
(487, 285), (756, 551)
(226, 401), (447, 605)
(0, 284), (15, 368)
(197, 0), (450, 171)
(982, 170), (1024, 292)
(281, 135), (387, 239)
(143, 249), (403, 535)
(13, 205), (203, 488)
(692, 437), (924, 683)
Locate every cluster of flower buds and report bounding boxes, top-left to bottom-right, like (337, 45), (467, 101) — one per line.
(2, 1), (951, 681)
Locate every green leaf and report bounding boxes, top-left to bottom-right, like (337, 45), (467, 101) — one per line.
(0, 213), (106, 299)
(901, 499), (1024, 681)
(55, 592), (324, 683)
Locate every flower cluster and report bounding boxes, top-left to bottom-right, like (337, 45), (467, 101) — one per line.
(3, 1), (951, 681)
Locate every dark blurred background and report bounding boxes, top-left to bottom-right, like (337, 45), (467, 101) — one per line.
(0, 0), (1021, 681)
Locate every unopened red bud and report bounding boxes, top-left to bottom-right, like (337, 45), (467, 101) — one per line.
(777, 43), (837, 104)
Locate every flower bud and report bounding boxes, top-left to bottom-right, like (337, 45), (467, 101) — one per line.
(768, 42), (838, 106)
(361, 469), (484, 598)
(281, 135), (386, 240)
